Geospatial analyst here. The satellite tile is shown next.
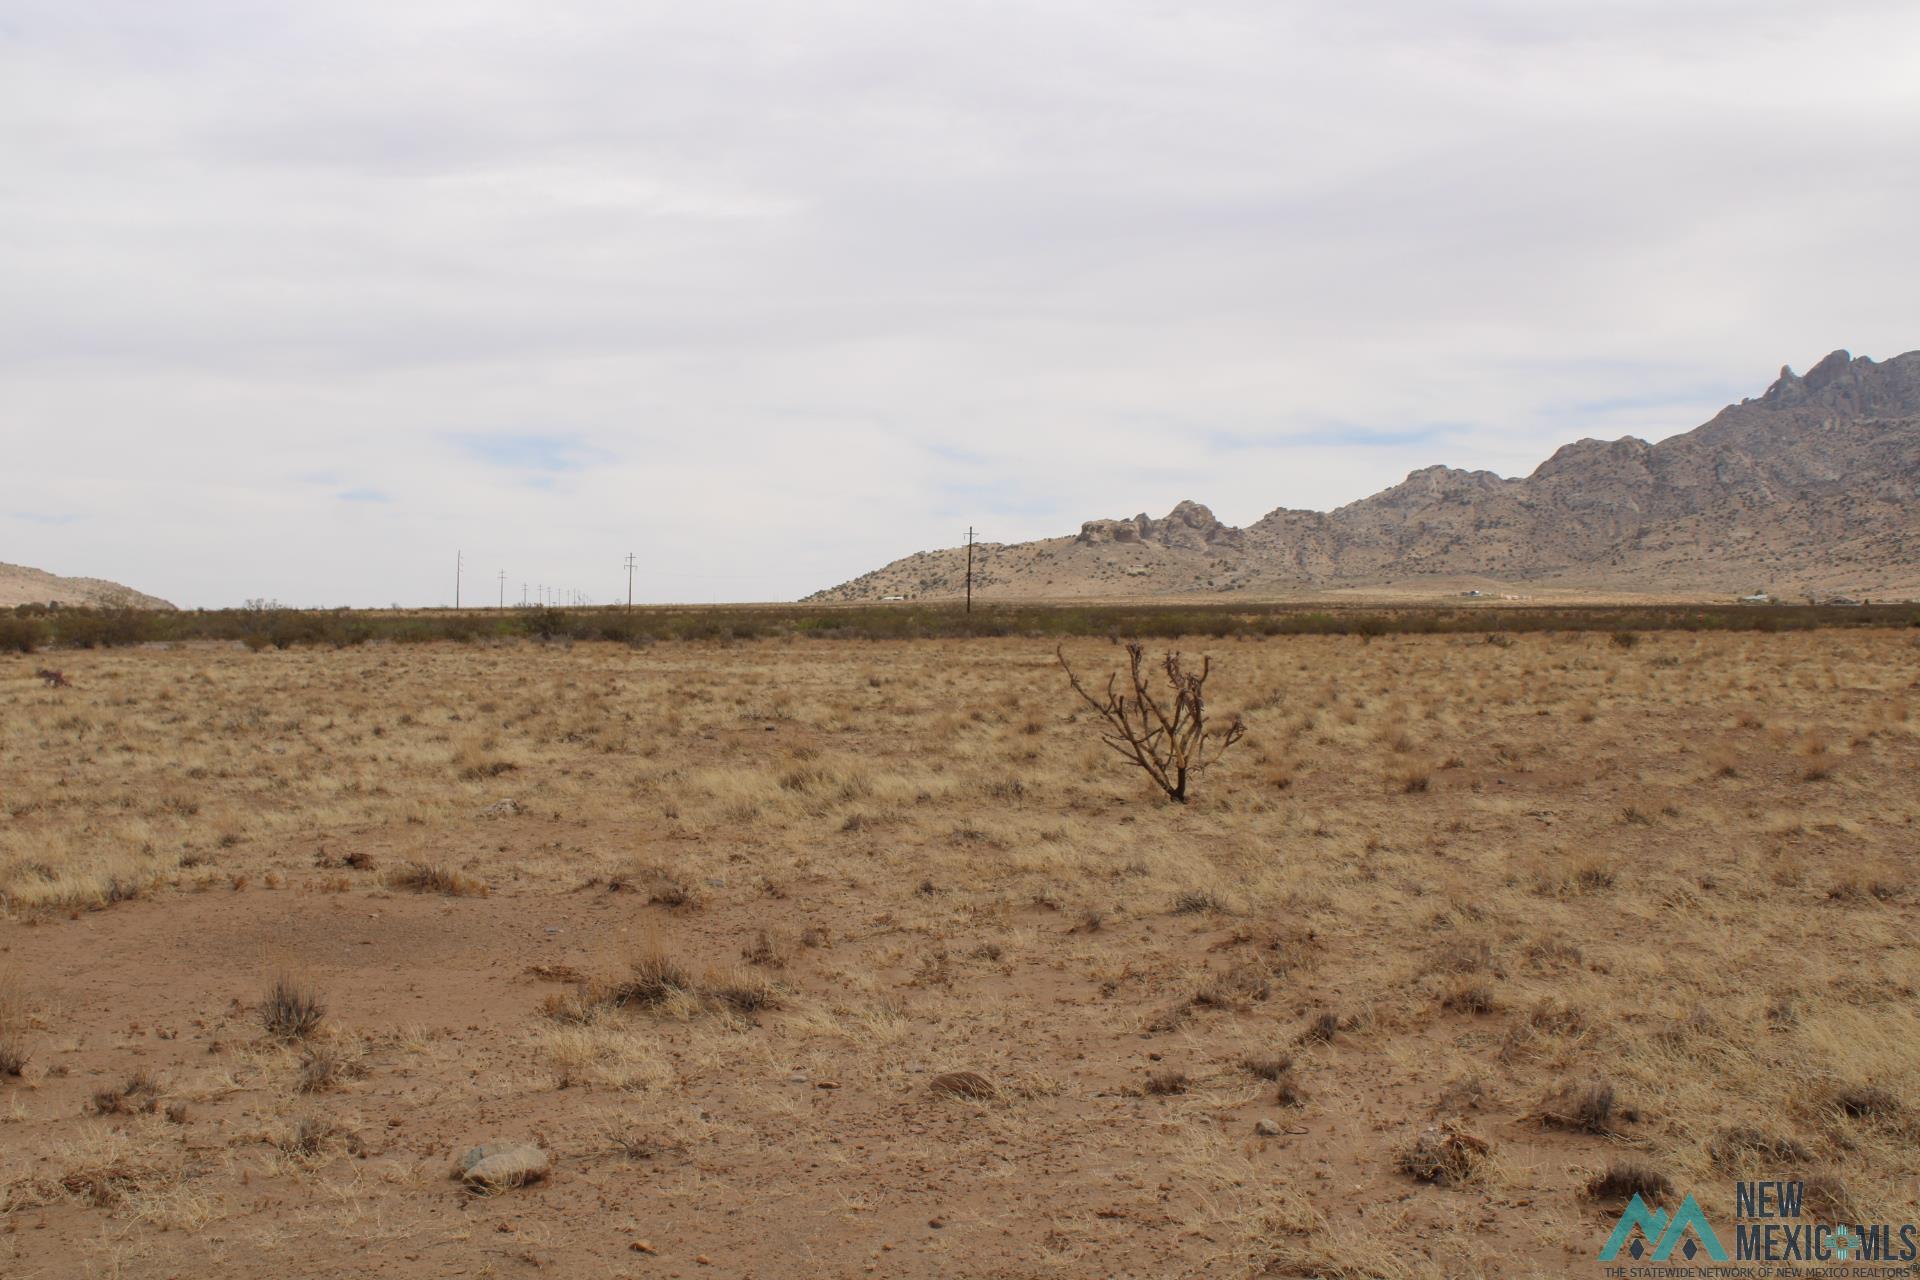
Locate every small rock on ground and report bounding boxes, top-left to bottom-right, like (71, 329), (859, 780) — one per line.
(453, 1141), (549, 1189)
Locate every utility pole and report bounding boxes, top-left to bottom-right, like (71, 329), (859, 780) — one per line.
(455, 550), (462, 610)
(965, 527), (976, 613)
(522, 583), (528, 607)
(497, 570), (505, 609)
(624, 552), (636, 612)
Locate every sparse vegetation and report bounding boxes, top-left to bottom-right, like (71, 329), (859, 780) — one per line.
(1586, 1160), (1672, 1203)
(2, 623), (1917, 1275)
(261, 976), (326, 1041)
(386, 862), (488, 897)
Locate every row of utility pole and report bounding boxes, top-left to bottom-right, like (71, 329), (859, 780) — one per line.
(452, 535), (975, 611)
(453, 551), (639, 610)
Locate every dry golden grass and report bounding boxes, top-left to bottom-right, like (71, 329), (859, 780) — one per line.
(1, 628), (1917, 1276)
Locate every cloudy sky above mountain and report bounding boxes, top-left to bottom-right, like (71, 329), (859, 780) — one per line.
(5, 0), (1917, 606)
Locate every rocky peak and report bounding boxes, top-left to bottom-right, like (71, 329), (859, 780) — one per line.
(1755, 349), (1920, 417)
(1076, 500), (1243, 549)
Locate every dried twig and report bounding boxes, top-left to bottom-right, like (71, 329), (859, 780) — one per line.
(1057, 643), (1245, 803)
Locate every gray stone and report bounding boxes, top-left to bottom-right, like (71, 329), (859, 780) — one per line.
(454, 1141), (548, 1189)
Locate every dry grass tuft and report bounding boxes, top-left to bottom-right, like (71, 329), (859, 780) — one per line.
(1142, 1068), (1189, 1096)
(1241, 1053), (1294, 1082)
(91, 1071), (164, 1116)
(1585, 1161), (1672, 1203)
(606, 943), (696, 1009)
(298, 1041), (369, 1093)
(1171, 888), (1227, 915)
(929, 1071), (999, 1101)
(276, 1115), (348, 1160)
(261, 975), (326, 1041)
(1829, 1083), (1901, 1121)
(1297, 1011), (1344, 1045)
(1801, 1172), (1860, 1223)
(704, 968), (781, 1015)
(1539, 1079), (1635, 1135)
(1440, 982), (1496, 1015)
(1707, 1126), (1811, 1169)
(387, 862), (488, 896)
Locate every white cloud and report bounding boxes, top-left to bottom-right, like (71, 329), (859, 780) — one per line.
(3, 0), (1916, 604)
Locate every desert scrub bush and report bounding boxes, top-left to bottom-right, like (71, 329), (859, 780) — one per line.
(261, 975), (326, 1040)
(1056, 642), (1245, 803)
(0, 615), (46, 653)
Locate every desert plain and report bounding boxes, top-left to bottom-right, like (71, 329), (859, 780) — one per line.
(2, 624), (1918, 1278)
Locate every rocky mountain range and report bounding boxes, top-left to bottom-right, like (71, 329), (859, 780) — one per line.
(807, 349), (1920, 602)
(0, 562), (175, 610)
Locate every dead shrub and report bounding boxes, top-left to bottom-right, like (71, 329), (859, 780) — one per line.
(1056, 643), (1246, 803)
(1398, 1124), (1492, 1186)
(0, 1036), (28, 1077)
(261, 976), (326, 1041)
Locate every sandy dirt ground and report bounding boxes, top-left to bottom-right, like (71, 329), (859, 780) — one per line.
(2, 630), (1917, 1278)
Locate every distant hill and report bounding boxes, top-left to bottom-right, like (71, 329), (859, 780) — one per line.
(0, 562), (176, 610)
(808, 349), (1920, 602)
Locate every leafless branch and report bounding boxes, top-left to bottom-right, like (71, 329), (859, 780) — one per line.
(1057, 643), (1246, 803)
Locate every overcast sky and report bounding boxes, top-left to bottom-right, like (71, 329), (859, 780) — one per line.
(5, 1), (1917, 607)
